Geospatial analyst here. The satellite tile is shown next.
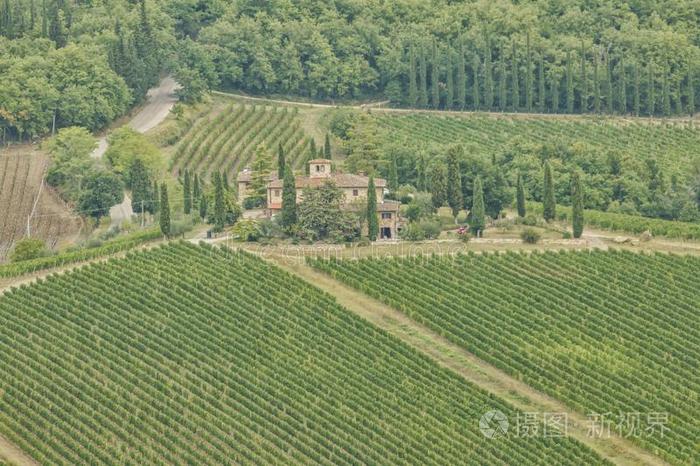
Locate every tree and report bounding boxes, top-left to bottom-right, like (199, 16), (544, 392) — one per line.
(10, 238), (47, 262)
(525, 32), (533, 112)
(647, 64), (655, 116)
(593, 50), (600, 113)
(687, 66), (695, 116)
(516, 171), (526, 217)
(367, 176), (378, 240)
(445, 50), (454, 109)
(498, 55), (507, 111)
(408, 44), (417, 106)
(550, 70), (560, 114)
(511, 41), (519, 111)
(78, 171), (124, 221)
(580, 42), (588, 112)
(617, 52), (627, 114)
(277, 142), (285, 178)
(446, 145), (463, 218)
(418, 46), (428, 108)
(566, 51), (574, 113)
(605, 52), (613, 114)
(280, 166), (297, 228)
(571, 170), (584, 238)
(213, 172), (225, 232)
(199, 193), (207, 220)
(249, 144), (271, 205)
(296, 181), (356, 240)
(429, 163), (447, 209)
(538, 53), (545, 113)
(152, 179), (160, 213)
(44, 126), (96, 200)
(470, 176), (485, 236)
(543, 161), (556, 221)
(183, 169), (192, 214)
(431, 41), (440, 109)
(472, 54), (480, 110)
(192, 173), (201, 210)
(484, 42), (493, 110)
(456, 47), (466, 109)
(387, 154), (399, 192)
(129, 158), (152, 215)
(324, 133), (331, 159)
(159, 182), (170, 237)
(633, 61), (641, 116)
(662, 63), (671, 117)
(105, 127), (162, 183)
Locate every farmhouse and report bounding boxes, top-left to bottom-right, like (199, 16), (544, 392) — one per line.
(238, 159), (400, 239)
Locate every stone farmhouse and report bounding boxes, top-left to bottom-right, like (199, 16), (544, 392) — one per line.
(238, 159), (400, 239)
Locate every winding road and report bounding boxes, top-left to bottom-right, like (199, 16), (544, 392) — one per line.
(91, 77), (179, 226)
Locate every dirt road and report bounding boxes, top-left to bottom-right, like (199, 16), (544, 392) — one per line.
(91, 77), (179, 226)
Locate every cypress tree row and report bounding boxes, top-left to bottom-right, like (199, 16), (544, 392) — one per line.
(538, 53), (545, 113)
(484, 42), (494, 110)
(446, 50), (454, 110)
(525, 33), (533, 112)
(511, 41), (519, 111)
(580, 43), (588, 112)
(470, 176), (485, 237)
(571, 170), (584, 238)
(543, 161), (556, 221)
(429, 164), (447, 208)
(647, 64), (655, 117)
(516, 171), (526, 218)
(408, 44), (418, 106)
(617, 52), (627, 114)
(446, 146), (463, 218)
(593, 50), (600, 113)
(605, 53), (613, 114)
(431, 41), (440, 109)
(152, 180), (159, 213)
(550, 70), (560, 114)
(687, 66), (695, 116)
(566, 51), (574, 113)
(159, 183), (170, 237)
(456, 46), (466, 109)
(183, 169), (191, 215)
(472, 54), (480, 110)
(199, 192), (207, 220)
(366, 176), (378, 241)
(662, 63), (671, 117)
(498, 55), (507, 112)
(129, 158), (151, 215)
(192, 173), (200, 211)
(633, 61), (641, 116)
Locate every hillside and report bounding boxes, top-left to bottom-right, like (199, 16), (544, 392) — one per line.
(0, 147), (81, 261)
(0, 242), (607, 465)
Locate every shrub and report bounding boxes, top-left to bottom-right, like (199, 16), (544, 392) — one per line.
(520, 228), (542, 244)
(243, 196), (265, 210)
(10, 239), (49, 262)
(562, 230), (572, 239)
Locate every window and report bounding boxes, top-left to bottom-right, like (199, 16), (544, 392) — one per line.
(274, 190), (281, 197)
(381, 212), (392, 219)
(316, 164), (325, 172)
(352, 189), (359, 196)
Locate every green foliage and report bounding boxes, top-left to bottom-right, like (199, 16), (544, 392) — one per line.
(212, 172), (225, 232)
(10, 238), (47, 262)
(516, 171), (526, 217)
(44, 126), (97, 201)
(105, 127), (163, 185)
(297, 181), (357, 241)
(571, 170), (584, 238)
(445, 145), (463, 218)
(277, 142), (285, 179)
(520, 227), (541, 244)
(428, 163), (447, 209)
(78, 171), (124, 221)
(183, 169), (192, 214)
(280, 166), (297, 229)
(542, 161), (556, 221)
(324, 133), (331, 159)
(366, 176), (378, 241)
(159, 182), (170, 237)
(312, 250), (700, 464)
(129, 158), (153, 215)
(469, 176), (486, 235)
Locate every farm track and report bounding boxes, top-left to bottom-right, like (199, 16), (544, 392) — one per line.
(0, 434), (38, 466)
(267, 255), (668, 466)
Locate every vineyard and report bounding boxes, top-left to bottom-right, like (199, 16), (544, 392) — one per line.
(375, 113), (700, 173)
(0, 148), (81, 261)
(169, 102), (312, 180)
(0, 242), (607, 465)
(310, 250), (700, 465)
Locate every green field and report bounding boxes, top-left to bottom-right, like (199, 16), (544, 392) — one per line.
(169, 103), (311, 180)
(310, 250), (700, 464)
(0, 242), (606, 465)
(375, 113), (699, 174)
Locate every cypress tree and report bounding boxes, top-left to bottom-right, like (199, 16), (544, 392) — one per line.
(593, 51), (600, 113)
(605, 53), (613, 114)
(516, 171), (526, 217)
(366, 176), (378, 241)
(41, 0), (47, 37)
(324, 133), (331, 159)
(280, 166), (297, 228)
(431, 41), (440, 109)
(418, 46), (428, 108)
(511, 41), (520, 111)
(633, 61), (641, 116)
(222, 171), (230, 192)
(498, 54), (507, 111)
(470, 176), (486, 237)
(159, 183), (170, 237)
(277, 142), (285, 178)
(213, 172), (225, 232)
(687, 65), (695, 116)
(566, 51), (574, 113)
(408, 44), (418, 106)
(199, 193), (207, 220)
(129, 159), (151, 215)
(571, 170), (584, 238)
(674, 76), (682, 116)
(662, 63), (671, 117)
(192, 173), (200, 210)
(456, 46), (466, 109)
(472, 54), (480, 110)
(543, 161), (556, 221)
(388, 154), (399, 192)
(580, 42), (588, 112)
(484, 42), (494, 110)
(429, 163), (447, 208)
(183, 169), (191, 214)
(152, 180), (159, 213)
(525, 33), (533, 112)
(446, 50), (454, 110)
(446, 146), (463, 218)
(538, 53), (545, 113)
(647, 64), (655, 116)
(617, 52), (627, 114)
(550, 70), (560, 114)
(416, 152), (427, 191)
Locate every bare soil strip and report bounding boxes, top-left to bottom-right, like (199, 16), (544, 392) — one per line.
(0, 434), (38, 466)
(269, 255), (668, 466)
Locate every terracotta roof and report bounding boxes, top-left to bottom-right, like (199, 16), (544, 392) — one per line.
(308, 158), (332, 164)
(268, 174), (387, 189)
(237, 170), (278, 183)
(378, 201), (400, 211)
